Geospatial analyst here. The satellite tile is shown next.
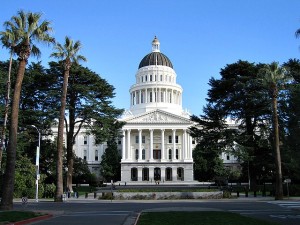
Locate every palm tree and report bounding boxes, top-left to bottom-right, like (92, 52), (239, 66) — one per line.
(259, 62), (289, 200)
(0, 10), (54, 210)
(0, 27), (19, 170)
(51, 36), (86, 202)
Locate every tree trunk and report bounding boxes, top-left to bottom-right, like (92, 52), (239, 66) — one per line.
(54, 69), (70, 202)
(66, 107), (75, 193)
(272, 96), (283, 200)
(0, 53), (13, 170)
(0, 59), (26, 210)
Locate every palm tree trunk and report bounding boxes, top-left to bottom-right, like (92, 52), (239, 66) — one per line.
(54, 69), (70, 202)
(0, 59), (26, 210)
(0, 53), (13, 170)
(272, 96), (283, 200)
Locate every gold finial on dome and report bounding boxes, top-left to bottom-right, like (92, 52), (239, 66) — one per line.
(152, 36), (160, 52)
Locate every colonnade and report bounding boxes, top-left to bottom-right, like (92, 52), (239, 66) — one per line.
(121, 128), (193, 162)
(130, 88), (182, 106)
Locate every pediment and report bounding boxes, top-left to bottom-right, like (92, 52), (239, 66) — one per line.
(124, 109), (191, 124)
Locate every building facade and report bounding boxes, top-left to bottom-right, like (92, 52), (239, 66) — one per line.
(119, 37), (196, 183)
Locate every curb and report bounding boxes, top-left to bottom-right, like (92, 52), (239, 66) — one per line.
(8, 214), (53, 225)
(133, 213), (141, 225)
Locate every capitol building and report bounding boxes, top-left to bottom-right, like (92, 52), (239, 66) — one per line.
(119, 36), (196, 183)
(51, 37), (238, 183)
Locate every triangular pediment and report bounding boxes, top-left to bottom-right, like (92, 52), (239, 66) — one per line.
(124, 109), (192, 124)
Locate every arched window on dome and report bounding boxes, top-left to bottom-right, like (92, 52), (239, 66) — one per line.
(169, 92), (172, 103)
(141, 92), (144, 103)
(145, 75), (147, 82)
(161, 92), (164, 102)
(160, 75), (163, 81)
(150, 75), (152, 82)
(150, 92), (153, 102)
(132, 92), (136, 105)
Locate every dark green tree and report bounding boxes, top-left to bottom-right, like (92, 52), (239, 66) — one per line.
(50, 37), (86, 202)
(190, 60), (273, 188)
(0, 11), (54, 210)
(282, 59), (300, 181)
(47, 62), (124, 191)
(259, 62), (291, 200)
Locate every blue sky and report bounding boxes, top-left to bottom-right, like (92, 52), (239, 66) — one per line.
(1, 0), (300, 115)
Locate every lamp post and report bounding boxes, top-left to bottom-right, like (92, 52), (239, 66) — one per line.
(31, 125), (40, 202)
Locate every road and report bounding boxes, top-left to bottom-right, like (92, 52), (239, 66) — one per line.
(14, 199), (300, 225)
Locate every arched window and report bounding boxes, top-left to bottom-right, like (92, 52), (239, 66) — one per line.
(135, 149), (139, 160)
(166, 167), (172, 181)
(95, 150), (98, 161)
(142, 168), (149, 181)
(141, 92), (144, 103)
(177, 167), (184, 181)
(83, 150), (87, 161)
(168, 149), (172, 160)
(131, 168), (138, 181)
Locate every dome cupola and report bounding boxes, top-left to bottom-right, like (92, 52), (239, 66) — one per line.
(138, 36), (173, 69)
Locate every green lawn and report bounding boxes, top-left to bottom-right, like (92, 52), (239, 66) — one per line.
(0, 211), (43, 224)
(137, 211), (279, 225)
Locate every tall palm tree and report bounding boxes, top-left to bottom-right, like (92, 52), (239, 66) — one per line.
(0, 10), (54, 210)
(0, 27), (19, 170)
(51, 36), (86, 202)
(259, 62), (289, 200)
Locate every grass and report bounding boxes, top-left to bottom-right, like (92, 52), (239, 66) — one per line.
(136, 211), (279, 225)
(0, 211), (43, 224)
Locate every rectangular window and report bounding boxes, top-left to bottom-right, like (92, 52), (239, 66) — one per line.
(160, 75), (163, 81)
(175, 135), (179, 143)
(142, 135), (145, 143)
(150, 75), (152, 81)
(176, 149), (179, 159)
(84, 136), (88, 145)
(135, 135), (139, 144)
(168, 135), (172, 143)
(192, 139), (195, 144)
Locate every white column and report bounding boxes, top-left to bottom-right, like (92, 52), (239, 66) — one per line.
(189, 134), (193, 159)
(172, 129), (176, 160)
(127, 129), (131, 160)
(145, 88), (148, 103)
(184, 129), (187, 160)
(158, 88), (160, 102)
(139, 90), (141, 104)
(122, 130), (126, 160)
(161, 129), (165, 160)
(138, 129), (142, 160)
(150, 129), (153, 160)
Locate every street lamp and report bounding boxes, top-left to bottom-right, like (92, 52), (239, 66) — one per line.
(31, 125), (40, 202)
